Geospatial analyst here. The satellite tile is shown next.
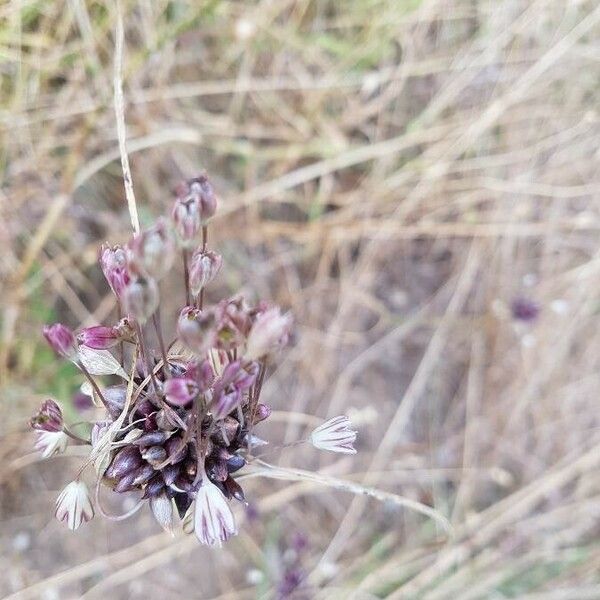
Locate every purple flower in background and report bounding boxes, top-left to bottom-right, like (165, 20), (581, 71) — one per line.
(511, 297), (541, 322)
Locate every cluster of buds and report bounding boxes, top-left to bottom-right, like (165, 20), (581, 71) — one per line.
(33, 174), (357, 546)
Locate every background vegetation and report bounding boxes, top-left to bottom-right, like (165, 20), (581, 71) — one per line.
(1, 0), (600, 598)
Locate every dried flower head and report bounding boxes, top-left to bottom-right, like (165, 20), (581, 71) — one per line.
(310, 415), (357, 454)
(55, 480), (94, 530)
(34, 172), (358, 547)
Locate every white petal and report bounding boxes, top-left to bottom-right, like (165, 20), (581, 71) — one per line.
(77, 346), (128, 379)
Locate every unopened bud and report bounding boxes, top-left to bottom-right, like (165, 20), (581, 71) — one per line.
(252, 403), (272, 425)
(150, 492), (174, 534)
(226, 454), (245, 473)
(100, 244), (130, 298)
(224, 476), (245, 502)
(43, 323), (77, 359)
(105, 446), (143, 479)
(245, 307), (292, 360)
(123, 276), (159, 324)
(172, 198), (200, 247)
(128, 219), (175, 280)
(78, 325), (120, 350)
(189, 249), (222, 296)
(101, 385), (127, 419)
(141, 445), (167, 467)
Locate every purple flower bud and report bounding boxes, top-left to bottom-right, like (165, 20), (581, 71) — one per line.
(135, 431), (170, 447)
(77, 325), (119, 350)
(224, 476), (245, 502)
(163, 377), (199, 407)
(73, 390), (93, 412)
(141, 445), (168, 467)
(30, 399), (63, 432)
(105, 446), (143, 479)
(171, 198), (200, 248)
(165, 437), (188, 464)
(211, 416), (240, 444)
(207, 459), (229, 482)
(252, 403), (272, 425)
(128, 218), (175, 280)
(245, 307), (292, 360)
(130, 463), (156, 487)
(162, 463), (180, 486)
(123, 276), (159, 324)
(511, 297), (540, 322)
(142, 474), (165, 499)
(177, 306), (217, 355)
(189, 249), (222, 297)
(211, 388), (242, 420)
(43, 323), (77, 359)
(215, 297), (251, 351)
(101, 385), (127, 419)
(100, 244), (130, 298)
(185, 359), (214, 392)
(226, 454), (245, 473)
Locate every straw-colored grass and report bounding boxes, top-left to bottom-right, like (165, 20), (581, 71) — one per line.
(1, 0), (600, 598)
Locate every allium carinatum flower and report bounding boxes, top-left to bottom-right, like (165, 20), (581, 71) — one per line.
(310, 415), (357, 454)
(35, 430), (68, 458)
(55, 481), (94, 530)
(194, 475), (237, 546)
(30, 399), (63, 432)
(33, 172), (357, 546)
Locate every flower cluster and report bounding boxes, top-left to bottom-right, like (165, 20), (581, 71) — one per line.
(32, 174), (357, 546)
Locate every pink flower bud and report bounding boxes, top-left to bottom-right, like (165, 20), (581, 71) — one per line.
(187, 175), (217, 223)
(100, 244), (130, 298)
(177, 306), (217, 355)
(171, 175), (217, 246)
(185, 359), (215, 392)
(211, 388), (242, 420)
(30, 399), (63, 432)
(43, 323), (77, 359)
(78, 325), (119, 350)
(172, 198), (201, 248)
(163, 377), (200, 407)
(189, 249), (222, 297)
(128, 218), (175, 280)
(245, 307), (292, 360)
(123, 276), (159, 324)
